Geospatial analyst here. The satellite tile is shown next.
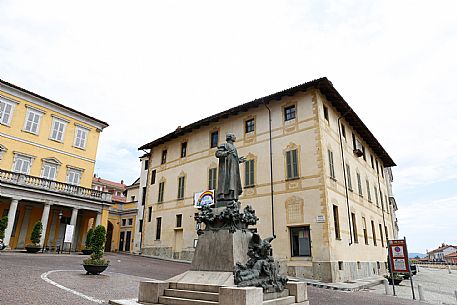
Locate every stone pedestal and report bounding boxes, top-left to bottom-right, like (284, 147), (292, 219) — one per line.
(191, 229), (252, 272)
(138, 280), (169, 304)
(219, 286), (263, 305)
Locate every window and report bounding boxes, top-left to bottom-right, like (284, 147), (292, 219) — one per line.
(379, 224), (384, 247)
(338, 261), (344, 270)
(346, 164), (353, 191)
(366, 180), (372, 202)
(284, 105), (296, 121)
(208, 168), (217, 190)
(181, 142), (187, 158)
(122, 219), (126, 226)
(341, 124), (346, 139)
(385, 196), (389, 213)
(144, 159), (149, 170)
(67, 168), (82, 186)
(148, 207), (152, 222)
(210, 131), (218, 148)
(142, 187), (146, 205)
(333, 205), (340, 240)
(370, 155), (374, 169)
(374, 186), (379, 207)
(158, 181), (165, 203)
(155, 217), (162, 240)
(323, 105), (329, 121)
(328, 150), (335, 179)
(24, 108), (43, 134)
(74, 126), (89, 149)
(380, 190), (384, 210)
(42, 163), (57, 180)
(0, 99), (15, 126)
(290, 226), (311, 257)
(50, 118), (67, 142)
(151, 170), (156, 184)
(245, 119), (255, 133)
(356, 172), (363, 196)
(161, 150), (167, 164)
(177, 176), (185, 199)
(371, 220), (377, 246)
(139, 219), (143, 233)
(351, 213), (358, 243)
(13, 154), (32, 174)
(244, 159), (255, 187)
(128, 218), (133, 226)
(385, 225), (389, 243)
(286, 149), (299, 179)
(176, 214), (182, 228)
(131, 196), (136, 201)
(375, 160), (379, 175)
(362, 146), (366, 161)
(362, 217), (368, 245)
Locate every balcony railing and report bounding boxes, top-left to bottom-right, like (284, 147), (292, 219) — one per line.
(0, 169), (112, 202)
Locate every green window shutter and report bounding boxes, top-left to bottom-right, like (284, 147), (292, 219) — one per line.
(292, 150), (298, 178)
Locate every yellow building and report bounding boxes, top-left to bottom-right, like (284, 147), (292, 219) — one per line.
(92, 176), (138, 253)
(138, 77), (399, 282)
(0, 79), (110, 251)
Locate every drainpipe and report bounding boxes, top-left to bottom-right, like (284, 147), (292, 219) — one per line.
(338, 110), (353, 246)
(263, 100), (275, 239)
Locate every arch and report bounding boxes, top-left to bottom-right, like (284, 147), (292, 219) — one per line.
(105, 221), (114, 252)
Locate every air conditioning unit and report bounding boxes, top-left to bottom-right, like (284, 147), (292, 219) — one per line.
(353, 140), (364, 157)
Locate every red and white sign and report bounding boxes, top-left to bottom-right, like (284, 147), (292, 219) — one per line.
(388, 239), (410, 273)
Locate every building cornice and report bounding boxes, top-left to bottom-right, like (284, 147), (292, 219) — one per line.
(138, 77), (395, 167)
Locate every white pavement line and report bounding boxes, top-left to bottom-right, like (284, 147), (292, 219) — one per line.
(40, 270), (105, 304)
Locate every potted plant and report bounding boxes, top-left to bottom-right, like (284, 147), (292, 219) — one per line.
(83, 225), (109, 275)
(82, 228), (94, 255)
(25, 221), (42, 253)
(0, 216), (8, 250)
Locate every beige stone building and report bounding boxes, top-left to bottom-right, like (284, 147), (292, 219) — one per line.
(138, 77), (398, 282)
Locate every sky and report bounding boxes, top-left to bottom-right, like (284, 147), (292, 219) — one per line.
(1, 0), (456, 253)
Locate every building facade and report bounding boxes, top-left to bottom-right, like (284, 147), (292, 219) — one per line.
(427, 244), (457, 262)
(138, 77), (398, 282)
(0, 79), (110, 251)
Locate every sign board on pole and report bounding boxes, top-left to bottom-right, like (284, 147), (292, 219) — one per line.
(388, 239), (410, 273)
(64, 224), (75, 243)
(194, 190), (215, 208)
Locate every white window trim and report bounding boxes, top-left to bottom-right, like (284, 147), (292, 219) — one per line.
(73, 125), (90, 149)
(12, 152), (35, 175)
(49, 117), (68, 142)
(66, 165), (85, 186)
(0, 97), (17, 126)
(23, 107), (44, 135)
(41, 162), (58, 180)
(0, 144), (7, 160)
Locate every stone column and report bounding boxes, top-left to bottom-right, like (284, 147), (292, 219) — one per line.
(70, 208), (79, 250)
(95, 212), (102, 227)
(3, 198), (19, 248)
(39, 203), (52, 247)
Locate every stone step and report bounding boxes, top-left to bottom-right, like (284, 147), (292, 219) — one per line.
(158, 295), (218, 305)
(263, 296), (296, 305)
(164, 288), (219, 302)
(169, 282), (221, 293)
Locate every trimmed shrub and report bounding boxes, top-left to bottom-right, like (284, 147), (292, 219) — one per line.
(83, 225), (109, 266)
(0, 216), (8, 240)
(85, 228), (94, 249)
(30, 221), (43, 246)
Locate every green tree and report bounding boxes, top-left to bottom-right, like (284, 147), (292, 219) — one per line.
(83, 225), (109, 266)
(30, 221), (43, 245)
(85, 228), (94, 249)
(0, 216), (8, 240)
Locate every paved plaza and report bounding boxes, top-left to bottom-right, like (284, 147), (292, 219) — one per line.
(369, 266), (457, 305)
(0, 251), (424, 305)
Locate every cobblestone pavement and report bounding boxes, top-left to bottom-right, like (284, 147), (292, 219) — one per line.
(0, 251), (424, 305)
(369, 266), (457, 304)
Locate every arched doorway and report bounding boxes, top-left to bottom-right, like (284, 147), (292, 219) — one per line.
(105, 221), (113, 252)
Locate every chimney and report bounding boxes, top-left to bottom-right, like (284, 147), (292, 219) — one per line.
(121, 179), (124, 185)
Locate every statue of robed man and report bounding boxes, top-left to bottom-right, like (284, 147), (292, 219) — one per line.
(215, 133), (245, 203)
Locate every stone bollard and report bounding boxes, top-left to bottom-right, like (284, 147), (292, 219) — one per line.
(219, 287), (263, 305)
(454, 290), (457, 302)
(448, 265), (452, 274)
(138, 280), (169, 304)
(418, 284), (425, 301)
(287, 282), (309, 304)
(383, 279), (390, 295)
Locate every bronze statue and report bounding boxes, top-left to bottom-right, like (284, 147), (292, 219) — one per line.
(215, 133), (245, 203)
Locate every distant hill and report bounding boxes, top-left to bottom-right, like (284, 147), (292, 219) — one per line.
(409, 252), (426, 258)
